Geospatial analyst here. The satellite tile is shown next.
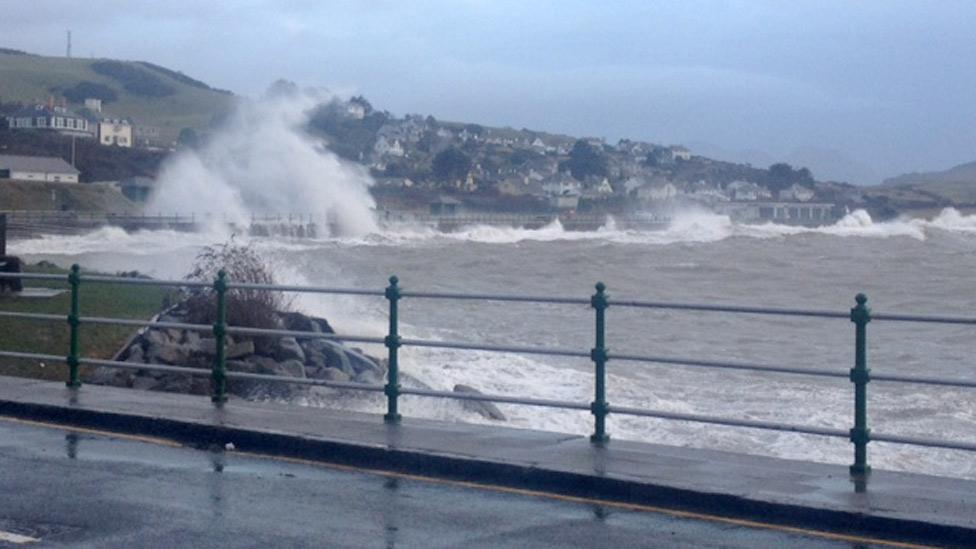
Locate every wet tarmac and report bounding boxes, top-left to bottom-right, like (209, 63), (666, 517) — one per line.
(0, 418), (887, 548)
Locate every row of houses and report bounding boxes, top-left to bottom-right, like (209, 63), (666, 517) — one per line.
(4, 98), (164, 149)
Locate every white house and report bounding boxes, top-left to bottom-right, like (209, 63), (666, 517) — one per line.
(637, 181), (679, 202)
(98, 118), (133, 147)
(726, 180), (772, 201)
(373, 136), (405, 157)
(6, 104), (93, 138)
(670, 146), (692, 161)
(778, 183), (816, 202)
(542, 173), (582, 197)
(0, 154), (80, 183)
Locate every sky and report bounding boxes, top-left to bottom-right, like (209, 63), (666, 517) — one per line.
(1, 0), (974, 184)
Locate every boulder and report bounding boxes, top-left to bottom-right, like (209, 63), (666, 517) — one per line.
(124, 345), (145, 364)
(310, 367), (351, 383)
(353, 368), (385, 385)
(274, 359), (307, 379)
(147, 340), (189, 365)
(226, 339), (255, 359)
(453, 384), (506, 421)
(274, 337), (305, 362)
(132, 376), (159, 391)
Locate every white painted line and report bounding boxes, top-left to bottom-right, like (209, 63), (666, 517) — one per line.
(0, 530), (40, 544)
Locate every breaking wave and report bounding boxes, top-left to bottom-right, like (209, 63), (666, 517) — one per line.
(351, 207), (976, 246)
(147, 85), (378, 237)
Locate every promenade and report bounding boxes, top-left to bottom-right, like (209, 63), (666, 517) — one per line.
(0, 375), (973, 547)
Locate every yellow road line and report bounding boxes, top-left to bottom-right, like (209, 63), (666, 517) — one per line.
(0, 416), (937, 549)
(0, 416), (183, 448)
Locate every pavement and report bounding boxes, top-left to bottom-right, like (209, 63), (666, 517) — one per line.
(0, 375), (974, 547)
(0, 418), (889, 548)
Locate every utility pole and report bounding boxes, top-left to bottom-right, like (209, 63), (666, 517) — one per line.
(66, 30), (72, 59)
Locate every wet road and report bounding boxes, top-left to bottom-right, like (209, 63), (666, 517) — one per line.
(0, 417), (913, 548)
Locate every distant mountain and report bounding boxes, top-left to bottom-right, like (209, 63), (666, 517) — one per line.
(0, 49), (233, 144)
(883, 160), (976, 187)
(865, 160), (976, 209)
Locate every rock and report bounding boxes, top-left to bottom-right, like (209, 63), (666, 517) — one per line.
(275, 312), (334, 334)
(453, 384), (506, 421)
(189, 337), (217, 355)
(132, 376), (158, 391)
(125, 345), (145, 364)
(311, 367), (351, 383)
(274, 337), (305, 362)
(226, 339), (255, 360)
(147, 341), (189, 365)
(253, 336), (278, 357)
(274, 359), (307, 379)
(353, 368), (385, 385)
(184, 330), (201, 348)
(89, 366), (129, 386)
(304, 350), (327, 370)
(145, 329), (171, 348)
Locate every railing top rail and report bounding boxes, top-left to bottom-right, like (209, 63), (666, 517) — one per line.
(871, 312), (976, 325)
(610, 298), (848, 319)
(79, 275), (211, 289)
(0, 272), (67, 282)
(399, 289), (589, 305)
(227, 282), (384, 297)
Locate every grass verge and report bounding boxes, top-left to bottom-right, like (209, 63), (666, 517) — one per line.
(0, 263), (171, 382)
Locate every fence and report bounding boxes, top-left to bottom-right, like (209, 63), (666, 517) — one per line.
(0, 267), (974, 479)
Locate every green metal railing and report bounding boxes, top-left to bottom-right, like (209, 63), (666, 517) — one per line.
(1, 267), (975, 482)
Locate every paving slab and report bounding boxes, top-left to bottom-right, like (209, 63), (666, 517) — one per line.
(0, 375), (973, 546)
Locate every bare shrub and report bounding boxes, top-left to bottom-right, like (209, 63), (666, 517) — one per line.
(183, 241), (292, 329)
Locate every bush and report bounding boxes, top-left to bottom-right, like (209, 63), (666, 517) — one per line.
(90, 60), (175, 98)
(60, 81), (118, 104)
(183, 242), (291, 329)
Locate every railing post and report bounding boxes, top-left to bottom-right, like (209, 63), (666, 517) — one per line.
(850, 293), (871, 476)
(211, 270), (228, 404)
(66, 264), (81, 389)
(384, 276), (402, 423)
(383, 276), (400, 423)
(590, 282), (610, 445)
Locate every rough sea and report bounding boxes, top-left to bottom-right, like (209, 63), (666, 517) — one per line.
(12, 208), (976, 479)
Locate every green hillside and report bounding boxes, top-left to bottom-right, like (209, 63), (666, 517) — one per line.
(0, 50), (233, 144)
(874, 160), (976, 206)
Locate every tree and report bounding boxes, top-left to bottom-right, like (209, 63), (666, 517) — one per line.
(560, 139), (608, 180)
(177, 128), (200, 149)
(766, 162), (815, 192)
(432, 147), (472, 181)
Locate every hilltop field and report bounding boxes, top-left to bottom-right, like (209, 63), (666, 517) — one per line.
(0, 48), (233, 144)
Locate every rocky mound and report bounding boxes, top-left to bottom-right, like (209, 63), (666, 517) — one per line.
(90, 303), (387, 400)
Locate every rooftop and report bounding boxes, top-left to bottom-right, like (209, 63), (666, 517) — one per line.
(0, 154), (79, 175)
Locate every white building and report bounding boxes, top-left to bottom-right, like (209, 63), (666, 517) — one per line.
(6, 104), (93, 137)
(637, 181), (679, 202)
(542, 173), (582, 197)
(373, 136), (405, 157)
(778, 183), (816, 202)
(0, 154), (80, 183)
(726, 180), (772, 201)
(670, 146), (692, 161)
(98, 119), (133, 147)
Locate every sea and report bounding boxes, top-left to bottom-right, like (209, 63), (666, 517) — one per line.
(11, 207), (976, 479)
